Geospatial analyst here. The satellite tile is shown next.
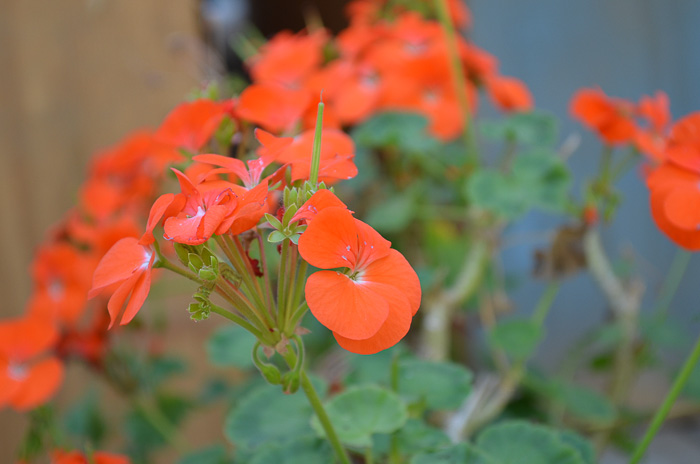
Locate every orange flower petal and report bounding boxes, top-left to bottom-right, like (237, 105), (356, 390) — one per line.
(10, 357), (64, 411)
(664, 185), (700, 230)
(361, 249), (421, 315)
(291, 190), (348, 223)
(89, 238), (152, 298)
(298, 206), (359, 270)
(333, 285), (412, 354)
(305, 271), (389, 340)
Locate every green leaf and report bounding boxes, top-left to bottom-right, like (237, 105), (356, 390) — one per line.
(552, 383), (617, 426)
(224, 384), (315, 451)
(248, 437), (334, 464)
(476, 420), (586, 464)
(488, 320), (543, 361)
(365, 190), (416, 233)
(63, 391), (105, 446)
(147, 356), (187, 388)
(351, 112), (440, 155)
(512, 150), (570, 212)
(558, 430), (595, 464)
(206, 325), (257, 369)
(466, 150), (570, 220)
(467, 170), (529, 219)
(125, 394), (192, 458)
(313, 385), (408, 448)
(346, 346), (403, 386)
(479, 111), (558, 147)
(398, 360), (473, 410)
(178, 444), (230, 464)
(411, 443), (494, 464)
(374, 419), (450, 456)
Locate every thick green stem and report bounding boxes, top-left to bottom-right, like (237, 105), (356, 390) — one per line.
(435, 0), (478, 164)
(277, 239), (291, 329)
(309, 102), (325, 186)
(282, 348), (351, 464)
(629, 331), (700, 464)
(420, 240), (488, 360)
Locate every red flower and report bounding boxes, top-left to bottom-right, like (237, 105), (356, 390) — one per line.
(298, 207), (421, 354)
(51, 450), (131, 464)
(88, 237), (155, 327)
(570, 88), (636, 144)
(0, 315), (63, 411)
(236, 84), (311, 134)
(485, 75), (534, 113)
(155, 99), (232, 154)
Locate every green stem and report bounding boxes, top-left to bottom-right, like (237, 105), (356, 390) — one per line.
(135, 397), (189, 454)
(277, 239), (290, 329)
(629, 331), (700, 464)
(216, 235), (274, 329)
(155, 255), (202, 284)
(464, 282), (558, 436)
(420, 239), (489, 360)
(256, 231), (276, 319)
(610, 147), (639, 181)
(532, 282), (559, 325)
(389, 352), (401, 464)
(309, 101), (325, 186)
(653, 249), (692, 318)
(435, 0), (478, 164)
(365, 447), (374, 464)
(210, 303), (266, 341)
(282, 348), (351, 464)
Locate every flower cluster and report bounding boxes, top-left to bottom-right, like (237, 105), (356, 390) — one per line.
(570, 87), (700, 250)
(239, 0), (533, 140)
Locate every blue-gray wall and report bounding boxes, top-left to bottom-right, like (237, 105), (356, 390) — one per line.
(470, 0), (700, 366)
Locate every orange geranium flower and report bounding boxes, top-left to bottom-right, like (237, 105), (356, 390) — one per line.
(647, 163), (700, 250)
(236, 84), (311, 134)
(635, 91), (670, 163)
(298, 206), (421, 354)
(256, 129), (358, 183)
(88, 237), (155, 327)
(0, 315), (63, 411)
(485, 75), (534, 113)
(154, 99), (232, 154)
(51, 450), (131, 464)
(570, 88), (636, 144)
(247, 30), (327, 87)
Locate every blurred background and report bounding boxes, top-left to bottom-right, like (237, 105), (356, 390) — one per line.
(1, 0), (699, 462)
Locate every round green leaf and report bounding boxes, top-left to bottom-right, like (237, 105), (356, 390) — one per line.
(411, 443), (495, 464)
(224, 384), (314, 450)
(488, 320), (543, 361)
(398, 359), (473, 410)
(248, 437), (333, 464)
(207, 325), (257, 369)
(313, 385), (408, 448)
(554, 383), (617, 426)
(374, 419), (450, 456)
(558, 430), (595, 464)
(476, 420), (586, 464)
(178, 444), (230, 464)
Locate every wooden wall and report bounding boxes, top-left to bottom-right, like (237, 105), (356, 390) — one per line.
(0, 0), (202, 316)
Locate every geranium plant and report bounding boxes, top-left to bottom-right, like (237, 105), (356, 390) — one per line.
(3, 1), (700, 463)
